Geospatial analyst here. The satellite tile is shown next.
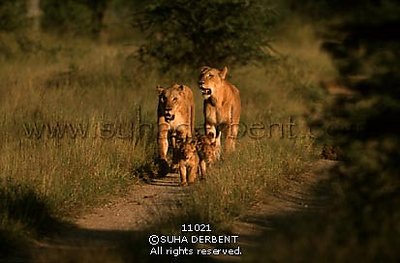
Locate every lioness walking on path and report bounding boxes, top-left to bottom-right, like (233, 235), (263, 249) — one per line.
(199, 66), (241, 154)
(157, 84), (195, 176)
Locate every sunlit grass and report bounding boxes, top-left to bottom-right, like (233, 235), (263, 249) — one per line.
(0, 37), (159, 239)
(179, 136), (317, 230)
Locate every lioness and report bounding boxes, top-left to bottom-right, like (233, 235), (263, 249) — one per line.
(197, 133), (219, 179)
(157, 84), (195, 175)
(177, 139), (199, 186)
(199, 66), (241, 153)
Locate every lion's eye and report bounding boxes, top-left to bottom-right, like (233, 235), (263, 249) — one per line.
(208, 74), (213, 78)
(173, 97), (178, 102)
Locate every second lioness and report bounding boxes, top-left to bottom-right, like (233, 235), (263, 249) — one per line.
(157, 84), (195, 175)
(199, 66), (241, 153)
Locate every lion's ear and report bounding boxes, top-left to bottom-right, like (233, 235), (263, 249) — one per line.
(156, 85), (165, 94)
(201, 66), (210, 73)
(178, 84), (185, 91)
(220, 66), (228, 79)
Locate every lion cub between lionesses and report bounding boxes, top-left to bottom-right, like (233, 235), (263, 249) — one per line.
(197, 133), (219, 179)
(177, 139), (199, 186)
(157, 84), (195, 176)
(199, 66), (241, 154)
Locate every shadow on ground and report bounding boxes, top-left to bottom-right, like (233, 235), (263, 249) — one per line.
(2, 161), (337, 263)
(25, 225), (219, 263)
(230, 160), (337, 262)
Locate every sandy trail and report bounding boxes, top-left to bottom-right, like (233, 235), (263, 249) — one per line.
(31, 173), (186, 262)
(75, 173), (184, 231)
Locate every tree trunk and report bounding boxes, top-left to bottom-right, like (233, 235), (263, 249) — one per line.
(27, 0), (41, 32)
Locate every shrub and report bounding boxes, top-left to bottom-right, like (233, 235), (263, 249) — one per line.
(135, 0), (278, 73)
(0, 0), (26, 32)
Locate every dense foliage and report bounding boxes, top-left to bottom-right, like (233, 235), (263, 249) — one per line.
(0, 0), (26, 31)
(135, 0), (278, 73)
(258, 0), (400, 260)
(40, 0), (107, 36)
(322, 0), (400, 257)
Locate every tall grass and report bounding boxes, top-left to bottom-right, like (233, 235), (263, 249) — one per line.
(178, 137), (316, 230)
(0, 35), (159, 242)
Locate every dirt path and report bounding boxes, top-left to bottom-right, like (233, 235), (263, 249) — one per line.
(75, 173), (185, 231)
(29, 160), (335, 262)
(31, 173), (186, 262)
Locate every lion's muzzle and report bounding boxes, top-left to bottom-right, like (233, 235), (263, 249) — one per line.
(164, 110), (175, 121)
(200, 86), (212, 95)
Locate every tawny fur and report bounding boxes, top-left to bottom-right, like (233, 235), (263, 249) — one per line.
(199, 66), (241, 154)
(177, 140), (199, 186)
(196, 133), (219, 179)
(157, 84), (195, 172)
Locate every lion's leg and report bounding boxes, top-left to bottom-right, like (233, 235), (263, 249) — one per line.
(170, 133), (179, 171)
(171, 134), (176, 149)
(226, 103), (240, 153)
(225, 123), (239, 153)
(206, 123), (221, 158)
(187, 165), (197, 185)
(172, 130), (186, 171)
(215, 130), (222, 159)
(200, 160), (207, 179)
(158, 123), (169, 176)
(179, 163), (188, 186)
(158, 124), (169, 159)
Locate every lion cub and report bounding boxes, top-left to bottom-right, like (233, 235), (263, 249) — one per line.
(197, 133), (219, 179)
(177, 139), (199, 186)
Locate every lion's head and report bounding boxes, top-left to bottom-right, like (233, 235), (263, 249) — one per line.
(198, 66), (228, 99)
(197, 134), (218, 163)
(178, 139), (197, 161)
(157, 84), (186, 122)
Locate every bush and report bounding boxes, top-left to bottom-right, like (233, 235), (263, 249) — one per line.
(40, 0), (109, 37)
(320, 2), (400, 258)
(0, 0), (26, 32)
(249, 0), (400, 261)
(40, 0), (92, 35)
(135, 0), (278, 73)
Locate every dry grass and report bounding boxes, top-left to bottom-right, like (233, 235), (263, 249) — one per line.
(0, 37), (158, 240)
(178, 136), (316, 230)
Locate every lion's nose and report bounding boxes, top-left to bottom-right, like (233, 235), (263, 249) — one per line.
(199, 80), (205, 85)
(165, 107), (172, 111)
